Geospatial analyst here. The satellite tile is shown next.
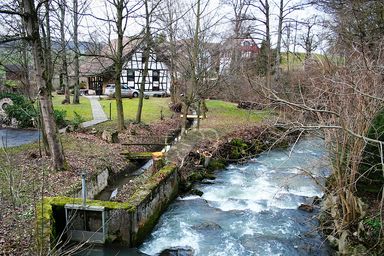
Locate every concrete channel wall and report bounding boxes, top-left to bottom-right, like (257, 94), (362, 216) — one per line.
(73, 168), (110, 199)
(36, 164), (179, 253)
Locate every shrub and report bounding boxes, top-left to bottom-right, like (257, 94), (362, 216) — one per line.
(169, 102), (182, 113)
(70, 111), (85, 129)
(54, 109), (68, 128)
(0, 93), (37, 128)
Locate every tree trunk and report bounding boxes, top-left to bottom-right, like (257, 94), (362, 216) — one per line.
(73, 0), (80, 104)
(264, 0), (272, 89)
(115, 0), (125, 131)
(181, 102), (189, 134)
(196, 99), (201, 130)
(189, 0), (201, 131)
(20, 18), (31, 98)
(274, 0), (284, 81)
(136, 0), (150, 123)
(60, 0), (70, 103)
(163, 0), (179, 104)
(23, 0), (65, 170)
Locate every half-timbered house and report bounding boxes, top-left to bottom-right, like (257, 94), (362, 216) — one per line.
(79, 38), (170, 95)
(219, 38), (260, 72)
(121, 49), (170, 94)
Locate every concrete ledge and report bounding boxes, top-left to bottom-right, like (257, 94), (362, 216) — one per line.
(35, 164), (179, 252)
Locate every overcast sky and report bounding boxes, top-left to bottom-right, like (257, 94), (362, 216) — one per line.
(80, 0), (326, 52)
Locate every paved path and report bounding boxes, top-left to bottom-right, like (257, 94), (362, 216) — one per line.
(81, 96), (109, 128)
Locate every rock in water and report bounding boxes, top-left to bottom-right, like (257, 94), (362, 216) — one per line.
(298, 204), (314, 212)
(158, 246), (195, 256)
(192, 221), (222, 231)
(190, 189), (204, 197)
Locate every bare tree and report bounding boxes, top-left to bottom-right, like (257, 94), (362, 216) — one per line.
(222, 0), (252, 72)
(298, 16), (319, 60)
(58, 0), (70, 104)
(176, 0), (221, 132)
(136, 0), (161, 123)
(273, 0), (303, 80)
(246, 0), (272, 88)
(22, 0), (66, 170)
(156, 0), (184, 104)
(72, 0), (81, 104)
(103, 0), (142, 130)
(180, 0), (202, 133)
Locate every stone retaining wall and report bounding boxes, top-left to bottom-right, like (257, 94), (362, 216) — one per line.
(72, 168), (109, 199)
(36, 164), (179, 253)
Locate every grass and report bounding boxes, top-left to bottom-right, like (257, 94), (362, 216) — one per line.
(200, 99), (271, 135)
(99, 97), (172, 123)
(279, 52), (341, 71)
(52, 94), (93, 121)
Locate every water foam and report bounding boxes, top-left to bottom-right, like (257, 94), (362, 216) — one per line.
(140, 221), (200, 255)
(139, 138), (330, 256)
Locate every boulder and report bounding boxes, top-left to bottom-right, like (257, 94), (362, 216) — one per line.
(158, 246), (195, 256)
(101, 130), (119, 143)
(190, 189), (204, 197)
(192, 221), (222, 231)
(298, 204), (314, 213)
(0, 98), (13, 117)
(11, 118), (18, 128)
(65, 125), (75, 133)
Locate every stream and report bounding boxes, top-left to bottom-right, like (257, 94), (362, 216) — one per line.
(79, 137), (333, 255)
(0, 128), (40, 148)
(139, 137), (332, 256)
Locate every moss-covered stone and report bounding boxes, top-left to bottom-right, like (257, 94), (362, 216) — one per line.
(42, 196), (135, 210)
(121, 152), (154, 160)
(190, 189), (204, 196)
(188, 171), (205, 182)
(131, 165), (179, 246)
(203, 172), (217, 180)
(35, 196), (137, 251)
(128, 164), (177, 206)
(35, 164), (181, 250)
(207, 159), (226, 171)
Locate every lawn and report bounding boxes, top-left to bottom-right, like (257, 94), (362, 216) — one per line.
(52, 94), (93, 121)
(99, 97), (173, 123)
(51, 95), (270, 133)
(200, 99), (271, 135)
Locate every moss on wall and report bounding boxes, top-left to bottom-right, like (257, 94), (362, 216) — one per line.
(35, 164), (178, 250)
(131, 167), (179, 246)
(128, 164), (177, 206)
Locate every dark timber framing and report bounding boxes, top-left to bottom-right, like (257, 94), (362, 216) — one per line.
(121, 49), (169, 92)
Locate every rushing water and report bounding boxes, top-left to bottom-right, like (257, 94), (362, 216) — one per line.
(139, 138), (332, 256)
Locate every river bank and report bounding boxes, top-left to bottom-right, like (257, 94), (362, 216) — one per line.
(176, 125), (299, 191)
(72, 126), (332, 256)
(140, 136), (333, 255)
(0, 118), (180, 255)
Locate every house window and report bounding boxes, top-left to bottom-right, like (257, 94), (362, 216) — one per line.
(127, 70), (134, 81)
(89, 76), (103, 90)
(142, 55), (147, 64)
(152, 70), (160, 82)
